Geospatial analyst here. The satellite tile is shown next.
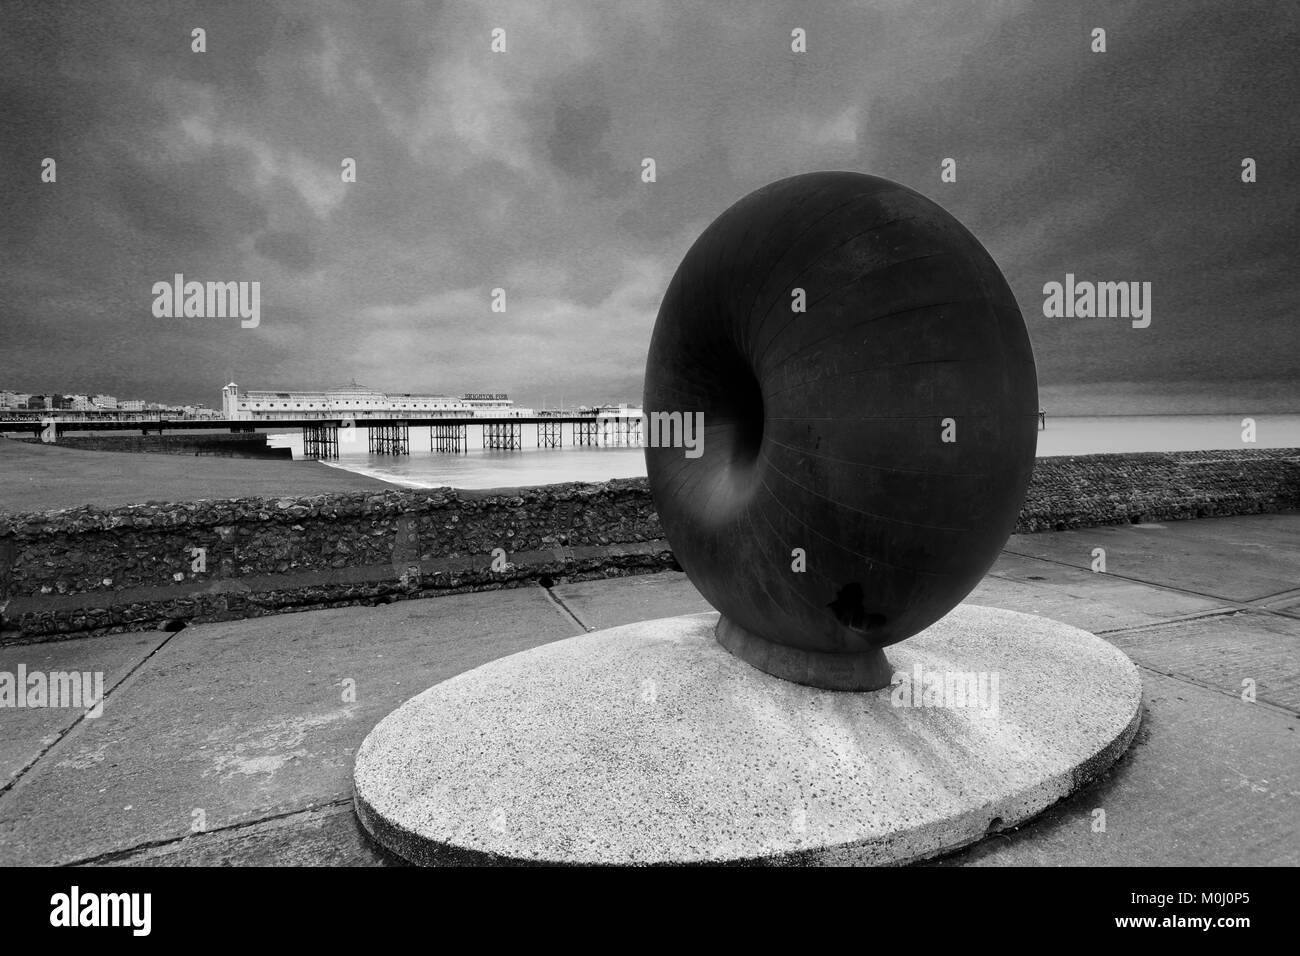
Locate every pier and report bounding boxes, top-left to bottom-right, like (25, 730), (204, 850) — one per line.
(0, 412), (649, 459)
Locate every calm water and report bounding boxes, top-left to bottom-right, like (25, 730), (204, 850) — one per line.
(268, 415), (1300, 490)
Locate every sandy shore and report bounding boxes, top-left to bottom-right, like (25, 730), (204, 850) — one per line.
(0, 437), (395, 513)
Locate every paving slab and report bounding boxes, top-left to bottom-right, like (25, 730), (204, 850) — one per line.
(0, 630), (169, 788)
(934, 668), (1300, 866)
(107, 801), (399, 867)
(549, 571), (712, 630)
(1002, 514), (1300, 604)
(1104, 610), (1300, 712)
(971, 553), (1228, 634)
(0, 586), (579, 865)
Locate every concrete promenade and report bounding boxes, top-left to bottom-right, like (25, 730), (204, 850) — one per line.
(0, 512), (1296, 866)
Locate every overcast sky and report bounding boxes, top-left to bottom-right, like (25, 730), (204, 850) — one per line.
(2, 0), (1296, 414)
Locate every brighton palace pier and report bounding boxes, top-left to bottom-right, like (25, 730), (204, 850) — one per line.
(220, 383), (643, 457)
(220, 382), (535, 422)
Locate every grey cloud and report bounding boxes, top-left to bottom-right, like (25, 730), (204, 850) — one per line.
(0, 0), (1295, 414)
(254, 230), (314, 271)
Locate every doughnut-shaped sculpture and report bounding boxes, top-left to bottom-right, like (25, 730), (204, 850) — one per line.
(643, 171), (1038, 690)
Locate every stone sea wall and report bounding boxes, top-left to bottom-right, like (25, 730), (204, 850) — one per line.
(0, 481), (671, 642)
(1017, 449), (1300, 531)
(1, 449), (1296, 642)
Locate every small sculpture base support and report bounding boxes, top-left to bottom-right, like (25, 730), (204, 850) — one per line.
(354, 605), (1143, 866)
(714, 615), (894, 691)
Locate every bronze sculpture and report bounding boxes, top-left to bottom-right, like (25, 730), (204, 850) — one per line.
(643, 171), (1039, 690)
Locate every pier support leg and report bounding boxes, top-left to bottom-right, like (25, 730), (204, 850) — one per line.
(537, 420), (563, 448)
(484, 422), (522, 450)
(431, 424), (466, 453)
(302, 424), (339, 459)
(369, 423), (410, 455)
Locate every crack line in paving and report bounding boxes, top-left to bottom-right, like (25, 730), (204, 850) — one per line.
(0, 626), (187, 802)
(1000, 548), (1300, 619)
(1251, 585), (1300, 604)
(62, 796), (356, 867)
(540, 585), (593, 632)
(1095, 607), (1244, 635)
(1131, 660), (1299, 719)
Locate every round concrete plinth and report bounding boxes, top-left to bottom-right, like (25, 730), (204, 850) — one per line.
(354, 605), (1142, 865)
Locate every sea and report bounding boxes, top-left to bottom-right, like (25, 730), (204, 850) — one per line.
(265, 414), (1300, 491)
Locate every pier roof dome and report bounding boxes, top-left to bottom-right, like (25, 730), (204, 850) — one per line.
(326, 382), (384, 398)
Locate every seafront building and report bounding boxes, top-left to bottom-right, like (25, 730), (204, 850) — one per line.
(594, 402), (643, 419)
(220, 382), (536, 421)
(1, 382), (629, 424)
(3, 391), (116, 411)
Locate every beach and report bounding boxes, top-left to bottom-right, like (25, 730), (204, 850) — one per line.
(0, 436), (391, 513)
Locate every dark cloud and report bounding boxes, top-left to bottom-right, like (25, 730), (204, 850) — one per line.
(0, 0), (1296, 415)
(254, 230), (314, 272)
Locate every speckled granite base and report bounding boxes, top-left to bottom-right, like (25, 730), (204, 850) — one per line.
(353, 605), (1142, 865)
